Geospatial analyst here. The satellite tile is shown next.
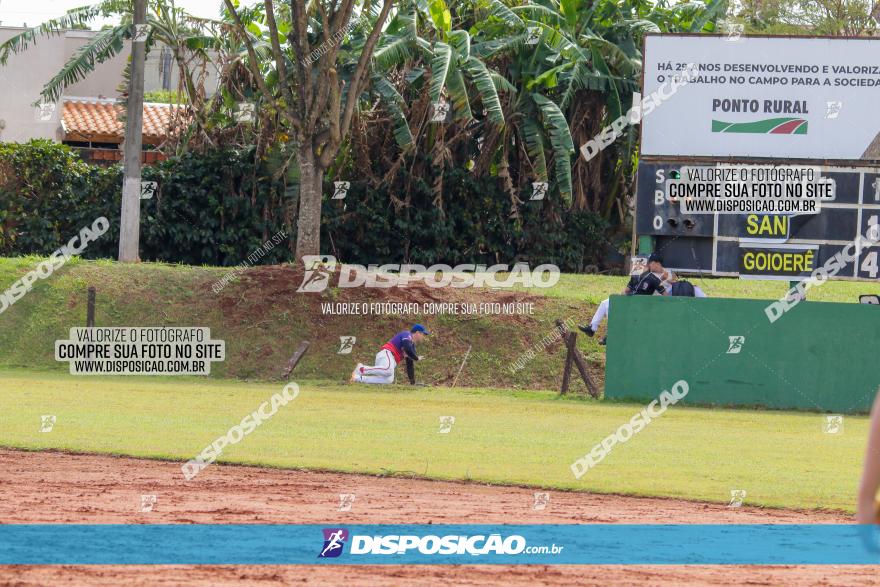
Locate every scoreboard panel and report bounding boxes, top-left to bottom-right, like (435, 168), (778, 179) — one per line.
(636, 162), (880, 280)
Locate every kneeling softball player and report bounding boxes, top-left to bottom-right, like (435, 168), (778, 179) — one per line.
(350, 324), (430, 384)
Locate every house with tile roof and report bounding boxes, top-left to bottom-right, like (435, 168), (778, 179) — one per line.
(60, 97), (187, 164)
(0, 26), (215, 163)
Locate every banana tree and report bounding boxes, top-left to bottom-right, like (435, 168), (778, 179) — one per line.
(0, 0), (222, 108)
(474, 0), (723, 220)
(364, 0), (509, 211)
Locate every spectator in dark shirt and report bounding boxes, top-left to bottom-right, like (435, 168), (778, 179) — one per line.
(579, 253), (667, 344)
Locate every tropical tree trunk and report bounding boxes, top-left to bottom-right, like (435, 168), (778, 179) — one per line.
(295, 148), (323, 260)
(222, 0), (394, 264)
(569, 92), (605, 213)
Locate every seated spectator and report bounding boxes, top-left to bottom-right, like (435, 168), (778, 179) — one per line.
(668, 280), (707, 298)
(579, 253), (668, 344)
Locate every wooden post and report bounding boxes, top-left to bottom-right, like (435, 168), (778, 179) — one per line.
(86, 287), (96, 327)
(282, 341), (310, 379)
(556, 318), (601, 398)
(571, 347), (600, 398)
(560, 331), (576, 394)
(450, 344), (471, 389)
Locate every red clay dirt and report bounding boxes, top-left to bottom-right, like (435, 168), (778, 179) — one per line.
(230, 265), (545, 329)
(0, 448), (874, 586)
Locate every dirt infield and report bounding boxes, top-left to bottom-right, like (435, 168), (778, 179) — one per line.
(0, 448), (874, 586)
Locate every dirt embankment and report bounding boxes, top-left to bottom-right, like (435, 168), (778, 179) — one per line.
(208, 265), (595, 389)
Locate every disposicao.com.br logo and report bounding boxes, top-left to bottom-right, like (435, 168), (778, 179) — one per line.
(319, 528), (349, 558)
(297, 256), (560, 292)
(317, 528), (564, 558)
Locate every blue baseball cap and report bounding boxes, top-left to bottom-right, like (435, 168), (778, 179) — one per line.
(411, 324), (431, 335)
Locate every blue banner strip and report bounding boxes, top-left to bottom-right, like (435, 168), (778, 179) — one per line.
(2, 524), (880, 565)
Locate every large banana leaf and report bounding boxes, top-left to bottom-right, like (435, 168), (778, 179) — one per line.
(374, 35), (419, 70)
(448, 30), (471, 61)
(471, 33), (528, 60)
(532, 93), (574, 202)
(489, 72), (517, 95)
(445, 68), (474, 121)
(589, 44), (623, 121)
(428, 0), (453, 35)
(511, 5), (565, 27)
(429, 41), (453, 103)
(463, 56), (505, 127)
(373, 6), (422, 70)
(40, 24), (131, 103)
(482, 0), (524, 28)
(522, 117), (548, 183)
(689, 0), (727, 31)
(559, 0), (582, 29)
(372, 75), (414, 148)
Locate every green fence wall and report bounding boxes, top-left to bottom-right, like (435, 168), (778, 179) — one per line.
(605, 295), (880, 414)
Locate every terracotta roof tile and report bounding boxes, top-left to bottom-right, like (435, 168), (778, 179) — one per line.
(62, 99), (184, 144)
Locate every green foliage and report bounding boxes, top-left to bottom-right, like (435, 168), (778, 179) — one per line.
(323, 163), (607, 271)
(0, 141), (291, 266)
(139, 147), (292, 265)
(144, 89), (187, 104)
(0, 141), (120, 255)
(0, 0), (733, 267)
(736, 0), (877, 36)
(0, 141), (606, 270)
(362, 0), (727, 217)
(429, 41), (453, 102)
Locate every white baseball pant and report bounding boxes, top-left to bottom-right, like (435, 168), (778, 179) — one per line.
(353, 349), (397, 384)
(590, 298), (611, 331)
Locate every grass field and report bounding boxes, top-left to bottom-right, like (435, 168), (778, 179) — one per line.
(0, 369), (865, 512)
(2, 257), (879, 390)
(1, 257), (876, 514)
(0, 257), (587, 388)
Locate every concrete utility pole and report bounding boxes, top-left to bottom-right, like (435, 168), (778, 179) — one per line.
(118, 0), (148, 262)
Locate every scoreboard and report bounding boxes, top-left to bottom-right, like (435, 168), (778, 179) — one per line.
(635, 162), (880, 280)
(634, 34), (880, 281)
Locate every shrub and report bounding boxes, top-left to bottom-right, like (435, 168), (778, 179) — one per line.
(0, 140), (608, 271)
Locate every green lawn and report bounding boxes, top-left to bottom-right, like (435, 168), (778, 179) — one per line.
(2, 257), (878, 391)
(0, 257), (587, 388)
(0, 369), (865, 513)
